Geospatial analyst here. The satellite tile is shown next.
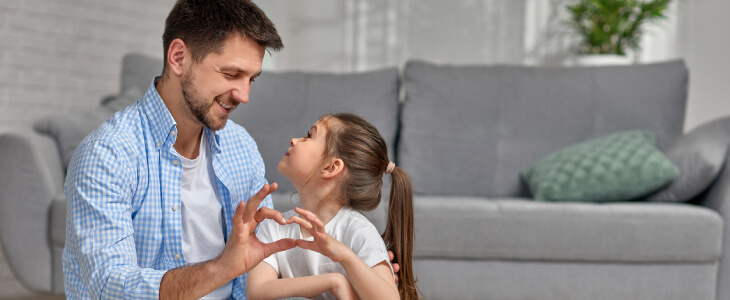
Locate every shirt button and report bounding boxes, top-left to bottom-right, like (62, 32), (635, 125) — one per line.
(156, 142), (161, 147)
(170, 130), (176, 136)
(172, 160), (180, 166)
(172, 205), (178, 211)
(175, 254), (181, 260)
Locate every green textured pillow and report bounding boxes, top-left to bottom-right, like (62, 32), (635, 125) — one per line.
(521, 131), (679, 202)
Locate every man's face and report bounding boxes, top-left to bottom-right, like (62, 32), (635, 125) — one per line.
(180, 35), (265, 131)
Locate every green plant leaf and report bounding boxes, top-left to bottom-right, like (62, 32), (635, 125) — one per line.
(565, 0), (672, 55)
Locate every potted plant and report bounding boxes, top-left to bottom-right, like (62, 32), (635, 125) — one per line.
(566, 0), (672, 66)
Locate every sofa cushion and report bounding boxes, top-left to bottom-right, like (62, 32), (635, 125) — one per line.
(102, 87), (145, 112)
(50, 194), (67, 248)
(33, 108), (114, 170)
(119, 53), (163, 95)
(399, 60), (688, 198)
(413, 196), (722, 262)
(229, 68), (400, 193)
(521, 131), (679, 202)
(645, 117), (730, 202)
(33, 88), (143, 170)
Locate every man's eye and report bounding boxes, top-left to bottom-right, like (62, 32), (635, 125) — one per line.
(250, 77), (256, 83)
(224, 73), (237, 78)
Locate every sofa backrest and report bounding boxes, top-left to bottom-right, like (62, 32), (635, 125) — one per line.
(398, 60), (688, 198)
(229, 69), (400, 193)
(120, 53), (164, 95)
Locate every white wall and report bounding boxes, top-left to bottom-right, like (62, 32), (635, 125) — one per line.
(2, 1), (727, 134)
(682, 0), (730, 131)
(258, 0), (530, 73)
(0, 0), (175, 134)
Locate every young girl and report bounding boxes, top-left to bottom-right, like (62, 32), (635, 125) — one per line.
(246, 113), (418, 300)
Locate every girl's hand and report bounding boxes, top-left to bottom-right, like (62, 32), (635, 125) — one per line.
(329, 273), (361, 300)
(289, 207), (353, 262)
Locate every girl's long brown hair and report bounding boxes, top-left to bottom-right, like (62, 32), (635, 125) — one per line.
(322, 113), (419, 300)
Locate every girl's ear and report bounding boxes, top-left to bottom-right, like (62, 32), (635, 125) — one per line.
(321, 158), (345, 179)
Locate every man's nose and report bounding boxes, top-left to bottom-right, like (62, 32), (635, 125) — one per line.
(231, 85), (250, 104)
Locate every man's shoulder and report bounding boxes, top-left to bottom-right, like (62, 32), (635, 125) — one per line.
(218, 120), (255, 143)
(216, 120), (261, 157)
(75, 105), (145, 163)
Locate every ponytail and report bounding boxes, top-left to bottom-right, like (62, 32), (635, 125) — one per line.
(382, 166), (419, 300)
(320, 112), (420, 299)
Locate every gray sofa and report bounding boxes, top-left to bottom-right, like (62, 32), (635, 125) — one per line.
(1, 53), (729, 300)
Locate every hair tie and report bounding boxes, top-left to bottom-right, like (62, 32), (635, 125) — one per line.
(385, 161), (396, 174)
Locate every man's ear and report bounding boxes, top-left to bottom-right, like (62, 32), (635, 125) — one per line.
(321, 158), (345, 179)
(166, 38), (188, 77)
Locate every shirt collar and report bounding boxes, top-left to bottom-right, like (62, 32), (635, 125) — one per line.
(204, 127), (223, 155)
(141, 77), (223, 152)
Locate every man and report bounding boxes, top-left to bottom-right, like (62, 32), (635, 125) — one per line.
(62, 1), (295, 299)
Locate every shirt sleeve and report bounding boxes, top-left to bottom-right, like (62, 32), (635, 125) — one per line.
(350, 223), (394, 276)
(65, 140), (165, 299)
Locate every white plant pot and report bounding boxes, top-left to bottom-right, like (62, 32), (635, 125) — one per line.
(573, 55), (633, 66)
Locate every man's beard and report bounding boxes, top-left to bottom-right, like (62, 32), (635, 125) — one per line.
(180, 72), (227, 131)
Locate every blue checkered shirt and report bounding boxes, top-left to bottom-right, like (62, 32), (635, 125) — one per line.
(62, 81), (272, 299)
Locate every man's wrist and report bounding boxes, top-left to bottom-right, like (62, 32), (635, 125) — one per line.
(209, 256), (235, 282)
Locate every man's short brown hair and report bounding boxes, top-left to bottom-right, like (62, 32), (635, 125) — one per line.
(161, 0), (283, 74)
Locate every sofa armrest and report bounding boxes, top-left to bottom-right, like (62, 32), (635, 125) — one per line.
(0, 130), (65, 293)
(700, 146), (730, 300)
(645, 117), (730, 203)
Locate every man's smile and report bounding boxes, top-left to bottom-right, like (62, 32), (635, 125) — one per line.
(216, 99), (235, 111)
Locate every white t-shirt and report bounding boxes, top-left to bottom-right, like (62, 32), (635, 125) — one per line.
(257, 207), (393, 300)
(179, 132), (232, 299)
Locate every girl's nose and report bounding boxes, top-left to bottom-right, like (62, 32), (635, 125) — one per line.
(290, 138), (297, 147)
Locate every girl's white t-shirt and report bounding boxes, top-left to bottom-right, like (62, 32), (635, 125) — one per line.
(179, 132), (232, 300)
(257, 207), (394, 300)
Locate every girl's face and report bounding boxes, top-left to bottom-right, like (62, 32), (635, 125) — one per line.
(278, 120), (329, 188)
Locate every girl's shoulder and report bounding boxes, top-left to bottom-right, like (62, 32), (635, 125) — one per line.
(338, 207), (372, 224)
(334, 207), (379, 237)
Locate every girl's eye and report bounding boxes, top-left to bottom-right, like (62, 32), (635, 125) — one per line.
(304, 132), (311, 139)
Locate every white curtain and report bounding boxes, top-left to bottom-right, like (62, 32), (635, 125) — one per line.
(256, 0), (683, 72)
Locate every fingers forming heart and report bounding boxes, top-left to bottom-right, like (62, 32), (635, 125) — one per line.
(287, 215), (313, 230)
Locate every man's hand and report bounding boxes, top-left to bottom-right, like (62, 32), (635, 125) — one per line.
(215, 183), (296, 280)
(388, 250), (400, 283)
(161, 183), (296, 299)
